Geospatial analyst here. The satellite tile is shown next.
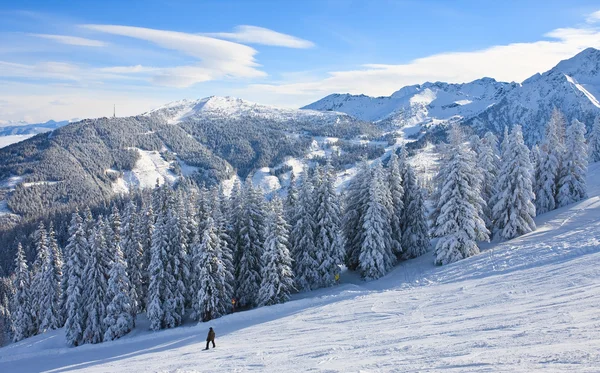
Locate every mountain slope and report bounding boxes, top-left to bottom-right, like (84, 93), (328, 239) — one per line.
(3, 164), (600, 372)
(466, 47), (600, 144)
(303, 78), (516, 127)
(0, 97), (378, 221)
(304, 48), (600, 144)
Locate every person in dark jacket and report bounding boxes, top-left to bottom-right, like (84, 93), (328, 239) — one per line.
(204, 327), (216, 350)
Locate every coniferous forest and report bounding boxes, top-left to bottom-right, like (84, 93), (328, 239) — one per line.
(0, 108), (594, 347)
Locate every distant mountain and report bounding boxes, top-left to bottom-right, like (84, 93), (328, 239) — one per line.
(466, 47), (600, 144)
(0, 96), (379, 222)
(0, 119), (69, 136)
(304, 48), (600, 144)
(303, 78), (516, 127)
(143, 95), (360, 125)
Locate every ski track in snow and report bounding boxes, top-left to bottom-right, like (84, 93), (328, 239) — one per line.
(4, 167), (600, 372)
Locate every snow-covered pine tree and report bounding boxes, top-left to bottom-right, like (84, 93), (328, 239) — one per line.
(235, 178), (266, 307)
(258, 197), (294, 306)
(30, 222), (48, 332)
(557, 119), (588, 207)
(358, 160), (395, 280)
(164, 190), (189, 327)
(82, 222), (109, 344)
(343, 160), (371, 270)
(387, 153), (404, 259)
(492, 125), (536, 240)
(214, 188), (235, 313)
(109, 205), (122, 249)
(588, 116), (600, 163)
(314, 160), (345, 287)
(192, 216), (228, 321)
(401, 164), (430, 258)
(64, 212), (89, 346)
(136, 196), (154, 311)
(290, 173), (320, 291)
(11, 243), (34, 342)
(33, 222), (62, 333)
(103, 243), (134, 341)
(536, 109), (566, 214)
(43, 223), (63, 328)
(61, 210), (80, 324)
(478, 132), (500, 229)
(433, 126), (489, 265)
(285, 171), (299, 225)
(121, 200), (142, 321)
(147, 186), (169, 331)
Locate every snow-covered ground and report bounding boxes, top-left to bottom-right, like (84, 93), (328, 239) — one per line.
(4, 165), (600, 372)
(111, 148), (179, 193)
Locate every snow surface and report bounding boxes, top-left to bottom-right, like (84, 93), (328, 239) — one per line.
(5, 169), (600, 372)
(112, 148), (178, 192)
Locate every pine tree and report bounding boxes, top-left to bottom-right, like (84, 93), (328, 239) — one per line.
(258, 197), (295, 306)
(478, 132), (500, 229)
(64, 212), (89, 346)
(285, 172), (299, 225)
(121, 200), (142, 321)
(588, 116), (600, 163)
(235, 179), (266, 307)
(557, 119), (588, 207)
(290, 174), (320, 291)
(103, 243), (134, 341)
(401, 165), (430, 258)
(536, 109), (566, 214)
(433, 127), (489, 265)
(492, 125), (537, 240)
(192, 216), (228, 321)
(164, 190), (189, 327)
(136, 197), (154, 311)
(31, 222), (48, 332)
(214, 189), (235, 314)
(314, 161), (344, 287)
(11, 243), (34, 342)
(343, 161), (371, 270)
(387, 153), (404, 259)
(82, 223), (109, 344)
(358, 161), (395, 280)
(147, 186), (169, 331)
(34, 223), (62, 333)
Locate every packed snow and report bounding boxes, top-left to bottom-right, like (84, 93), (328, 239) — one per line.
(4, 159), (600, 372)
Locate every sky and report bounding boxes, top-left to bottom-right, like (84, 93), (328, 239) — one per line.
(1, 0), (600, 123)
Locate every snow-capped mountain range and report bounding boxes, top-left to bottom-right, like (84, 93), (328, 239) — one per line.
(304, 47), (600, 143)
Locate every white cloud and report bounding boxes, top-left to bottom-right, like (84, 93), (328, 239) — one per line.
(81, 24), (266, 86)
(244, 22), (600, 101)
(206, 25), (314, 48)
(29, 33), (108, 47)
(586, 10), (600, 24)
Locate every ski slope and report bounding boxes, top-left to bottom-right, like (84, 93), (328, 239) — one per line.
(4, 166), (600, 372)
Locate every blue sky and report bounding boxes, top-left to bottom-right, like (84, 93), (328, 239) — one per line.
(1, 0), (600, 122)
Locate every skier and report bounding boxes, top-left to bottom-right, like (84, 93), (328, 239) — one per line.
(204, 327), (216, 350)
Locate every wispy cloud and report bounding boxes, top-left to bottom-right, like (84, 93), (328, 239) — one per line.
(586, 10), (600, 24)
(81, 24), (266, 87)
(206, 25), (314, 48)
(30, 33), (108, 47)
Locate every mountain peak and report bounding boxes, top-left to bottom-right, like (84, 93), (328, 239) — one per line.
(552, 47), (600, 80)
